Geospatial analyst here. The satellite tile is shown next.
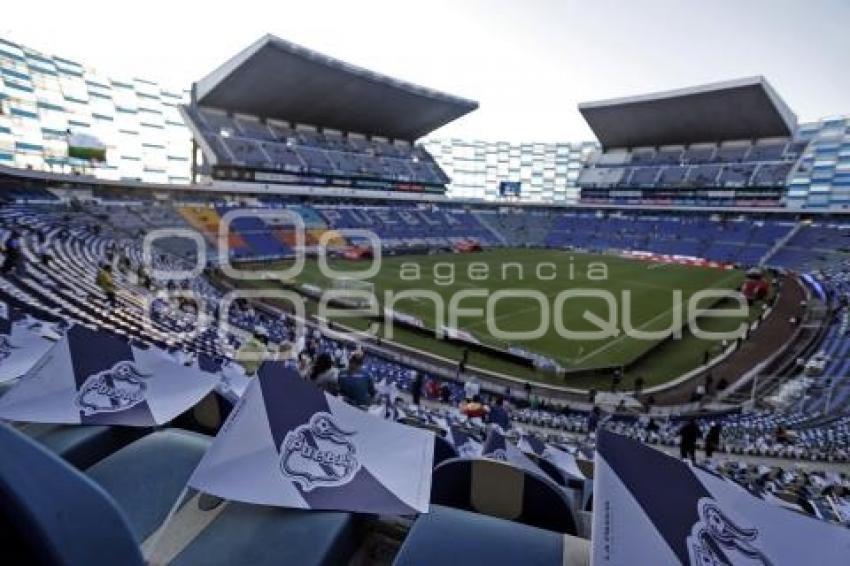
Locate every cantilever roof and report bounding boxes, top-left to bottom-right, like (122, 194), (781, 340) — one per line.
(578, 77), (797, 149)
(194, 35), (478, 141)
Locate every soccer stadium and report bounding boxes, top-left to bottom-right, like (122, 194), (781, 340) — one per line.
(2, 3), (850, 564)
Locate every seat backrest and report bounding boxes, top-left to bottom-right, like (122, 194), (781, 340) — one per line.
(0, 424), (144, 566)
(576, 458), (595, 479)
(433, 435), (459, 469)
(432, 457), (578, 535)
(528, 454), (567, 487)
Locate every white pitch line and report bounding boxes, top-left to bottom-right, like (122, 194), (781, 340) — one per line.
(572, 271), (741, 365)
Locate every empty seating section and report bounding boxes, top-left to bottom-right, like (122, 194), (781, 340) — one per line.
(543, 213), (791, 265)
(317, 206), (499, 249)
(752, 162), (794, 186)
(719, 163), (757, 186)
(3, 200), (507, 264)
(473, 210), (556, 247)
(769, 223), (850, 272)
(185, 107), (449, 186)
(658, 166), (688, 186)
(683, 145), (716, 164)
(687, 163), (722, 185)
(578, 138), (805, 196)
(715, 144), (751, 163)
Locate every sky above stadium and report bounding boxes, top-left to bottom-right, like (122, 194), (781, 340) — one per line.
(4, 0), (849, 143)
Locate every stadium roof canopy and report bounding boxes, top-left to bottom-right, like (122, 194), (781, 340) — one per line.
(194, 34), (478, 141)
(578, 77), (797, 149)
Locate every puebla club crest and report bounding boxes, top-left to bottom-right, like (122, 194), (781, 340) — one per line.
(688, 498), (772, 566)
(75, 361), (152, 416)
(280, 412), (360, 491)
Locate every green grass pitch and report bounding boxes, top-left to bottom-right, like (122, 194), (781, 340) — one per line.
(237, 249), (751, 390)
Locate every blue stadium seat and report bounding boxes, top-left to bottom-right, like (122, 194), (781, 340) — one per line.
(85, 429), (360, 565)
(0, 383), (150, 469)
(434, 434), (459, 468)
(0, 424), (145, 565)
(85, 429), (212, 542)
(431, 457), (578, 534)
(15, 422), (148, 470)
(527, 453), (567, 486)
(394, 505), (589, 566)
(167, 502), (359, 566)
(1, 425), (361, 565)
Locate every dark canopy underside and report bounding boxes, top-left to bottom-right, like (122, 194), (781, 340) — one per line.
(194, 35), (478, 141)
(579, 77), (797, 149)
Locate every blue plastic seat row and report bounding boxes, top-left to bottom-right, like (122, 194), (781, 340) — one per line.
(0, 425), (360, 566)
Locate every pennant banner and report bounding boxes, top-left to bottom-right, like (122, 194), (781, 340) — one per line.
(518, 434), (585, 480)
(188, 363), (434, 515)
(448, 425), (482, 458)
(0, 300), (62, 384)
(0, 325), (218, 426)
(481, 428), (543, 476)
(198, 355), (251, 403)
(592, 430), (850, 565)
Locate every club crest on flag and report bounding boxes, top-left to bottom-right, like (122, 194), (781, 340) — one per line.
(75, 361), (152, 416)
(688, 499), (770, 566)
(280, 412), (361, 491)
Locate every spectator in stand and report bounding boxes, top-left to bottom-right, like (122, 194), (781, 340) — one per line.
(410, 370), (424, 406)
(488, 397), (511, 430)
(309, 351), (338, 394)
(293, 330), (306, 358)
(236, 327), (270, 376)
(588, 406), (602, 435)
(705, 422), (722, 458)
(297, 353), (311, 379)
(35, 232), (52, 266)
(136, 264), (152, 290)
(439, 382), (452, 404)
(95, 264), (117, 307)
(679, 418), (701, 463)
(776, 425), (789, 444)
(425, 377), (440, 400)
(611, 372), (622, 392)
(461, 395), (488, 420)
(339, 350), (374, 407)
(463, 377), (480, 401)
(646, 417), (659, 435)
(1, 230), (22, 275)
